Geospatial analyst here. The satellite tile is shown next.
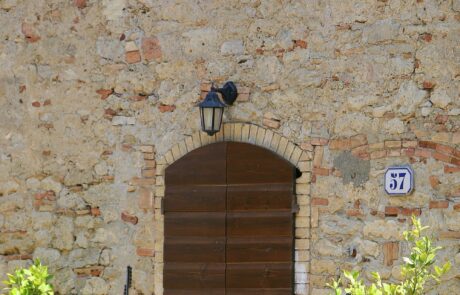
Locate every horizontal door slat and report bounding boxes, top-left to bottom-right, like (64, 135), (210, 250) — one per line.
(165, 212), (225, 237)
(227, 237), (292, 263)
(227, 189), (292, 211)
(227, 211), (293, 237)
(164, 263), (225, 290)
(165, 237), (225, 263)
(164, 289), (226, 295)
(165, 186), (226, 212)
(226, 262), (292, 289)
(226, 288), (292, 295)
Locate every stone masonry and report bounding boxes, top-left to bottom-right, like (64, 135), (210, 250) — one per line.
(0, 0), (459, 294)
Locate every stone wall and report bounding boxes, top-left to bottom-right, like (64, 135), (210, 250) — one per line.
(0, 0), (459, 294)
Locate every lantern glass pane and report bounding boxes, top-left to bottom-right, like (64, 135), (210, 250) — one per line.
(213, 107), (223, 132)
(202, 107), (214, 131)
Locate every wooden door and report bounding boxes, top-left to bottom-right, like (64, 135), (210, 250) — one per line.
(164, 142), (295, 295)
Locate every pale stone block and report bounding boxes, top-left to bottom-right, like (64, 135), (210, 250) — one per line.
(248, 124), (258, 144)
(242, 124), (250, 142)
(297, 206), (310, 217)
(178, 140), (187, 156)
(295, 272), (308, 283)
(297, 184), (310, 194)
(295, 283), (309, 295)
(295, 250), (310, 262)
(224, 124), (232, 141)
(156, 157), (167, 165)
(290, 147), (303, 165)
(295, 239), (310, 250)
(154, 251), (163, 263)
(215, 128), (224, 142)
(233, 123), (243, 142)
(156, 164), (165, 176)
(296, 216), (310, 227)
(155, 186), (165, 197)
(296, 172), (311, 184)
(200, 131), (211, 146)
(298, 161), (311, 172)
(277, 137), (288, 155)
(164, 151), (174, 164)
(311, 207), (318, 228)
(311, 259), (336, 274)
(297, 194), (310, 205)
(192, 132), (201, 149)
(284, 142), (295, 162)
(295, 227), (310, 239)
(155, 176), (164, 186)
(270, 132), (282, 152)
(185, 136), (194, 152)
(171, 144), (181, 161)
(295, 262), (310, 273)
(299, 151), (313, 161)
(256, 127), (266, 146)
(263, 129), (274, 149)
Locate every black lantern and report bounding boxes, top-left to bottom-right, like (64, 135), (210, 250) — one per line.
(198, 81), (238, 136)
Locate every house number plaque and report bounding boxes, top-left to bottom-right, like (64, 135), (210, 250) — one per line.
(384, 166), (414, 196)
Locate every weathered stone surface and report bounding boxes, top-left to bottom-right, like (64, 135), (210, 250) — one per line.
(220, 40), (244, 55)
(81, 277), (109, 295)
(363, 220), (405, 240)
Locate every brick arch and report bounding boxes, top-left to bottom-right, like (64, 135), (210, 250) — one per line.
(152, 122), (312, 295)
(158, 123), (307, 167)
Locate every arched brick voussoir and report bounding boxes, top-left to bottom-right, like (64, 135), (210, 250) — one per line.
(156, 123), (306, 171)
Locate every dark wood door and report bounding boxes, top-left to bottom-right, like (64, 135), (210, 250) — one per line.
(164, 142), (295, 295)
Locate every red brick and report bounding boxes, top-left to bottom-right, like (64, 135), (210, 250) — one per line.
(402, 148), (415, 157)
(433, 152), (452, 163)
(19, 85), (26, 93)
(439, 231), (460, 239)
(74, 266), (104, 277)
(263, 118), (280, 129)
(350, 135), (368, 148)
(420, 33), (432, 42)
(142, 169), (156, 178)
(383, 242), (399, 266)
(4, 254), (33, 262)
(422, 81), (435, 89)
(34, 191), (55, 200)
(354, 200), (361, 209)
(435, 115), (448, 124)
(96, 89), (113, 100)
(453, 204), (460, 212)
(294, 40), (307, 49)
(402, 140), (418, 148)
(387, 149), (401, 157)
(385, 206), (400, 217)
(429, 200), (449, 209)
(346, 209), (362, 217)
(130, 177), (156, 186)
(400, 208), (421, 216)
(74, 0), (86, 8)
(414, 148), (431, 158)
(313, 146), (323, 168)
(142, 37), (162, 61)
(418, 141), (437, 149)
(300, 142), (314, 151)
(121, 211), (138, 225)
(138, 188), (153, 210)
(313, 167), (330, 176)
(32, 101), (41, 107)
(21, 22), (40, 43)
(311, 138), (329, 146)
(453, 149), (460, 158)
(351, 145), (368, 157)
(451, 157), (460, 166)
(370, 150), (386, 159)
(385, 140), (401, 149)
(136, 247), (154, 257)
(329, 139), (350, 150)
(429, 175), (440, 189)
(158, 104), (176, 113)
(144, 153), (155, 160)
(104, 108), (117, 118)
(444, 165), (460, 173)
(91, 207), (101, 217)
(311, 197), (328, 206)
(436, 144), (454, 155)
(130, 95), (147, 101)
(126, 50), (141, 64)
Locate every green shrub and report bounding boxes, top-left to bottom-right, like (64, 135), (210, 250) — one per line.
(327, 216), (451, 295)
(2, 259), (54, 295)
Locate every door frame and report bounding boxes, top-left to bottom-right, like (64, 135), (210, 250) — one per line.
(153, 123), (312, 295)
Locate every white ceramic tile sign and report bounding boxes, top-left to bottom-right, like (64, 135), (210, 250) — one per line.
(384, 166), (414, 196)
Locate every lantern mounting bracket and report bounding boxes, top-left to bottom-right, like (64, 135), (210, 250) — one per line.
(212, 81), (238, 106)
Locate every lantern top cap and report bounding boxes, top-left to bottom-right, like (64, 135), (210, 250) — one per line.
(199, 91), (226, 108)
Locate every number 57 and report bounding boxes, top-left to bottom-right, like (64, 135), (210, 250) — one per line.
(390, 172), (406, 190)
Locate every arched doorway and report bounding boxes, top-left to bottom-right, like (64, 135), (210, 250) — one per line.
(163, 141), (296, 294)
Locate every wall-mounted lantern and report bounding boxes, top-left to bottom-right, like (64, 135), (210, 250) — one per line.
(198, 81), (238, 136)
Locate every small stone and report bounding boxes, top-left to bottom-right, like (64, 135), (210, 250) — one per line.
(74, 0), (86, 8)
(430, 89), (452, 109)
(40, 177), (62, 194)
(142, 37), (162, 61)
(125, 51), (141, 64)
(94, 161), (108, 176)
(220, 40), (244, 55)
(125, 41), (138, 52)
(112, 116), (136, 125)
(21, 22), (40, 43)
